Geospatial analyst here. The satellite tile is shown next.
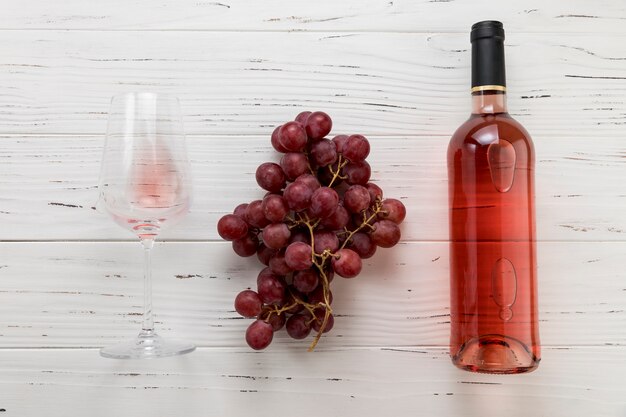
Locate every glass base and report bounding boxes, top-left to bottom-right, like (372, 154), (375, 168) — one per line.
(452, 334), (540, 374)
(100, 330), (196, 359)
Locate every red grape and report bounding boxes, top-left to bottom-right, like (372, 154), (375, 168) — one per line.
(310, 138), (338, 167)
(293, 269), (319, 294)
(371, 219), (401, 248)
(283, 181), (313, 212)
(256, 162), (286, 193)
(262, 223), (291, 250)
(379, 198), (406, 224)
(348, 232), (377, 259)
(305, 111), (332, 140)
(257, 273), (286, 304)
(289, 229), (310, 244)
(286, 314), (312, 339)
(309, 187), (339, 219)
(343, 185), (371, 213)
(246, 320), (274, 350)
(233, 203), (249, 220)
(320, 205), (350, 231)
(313, 231), (339, 255)
(257, 244), (276, 266)
(232, 232), (258, 257)
(235, 290), (262, 318)
(271, 126), (288, 153)
(262, 194), (289, 223)
(284, 242), (313, 271)
(366, 182), (383, 204)
(343, 134), (370, 162)
(261, 311), (286, 332)
(283, 288), (305, 314)
(257, 267), (276, 285)
(296, 173), (321, 191)
(269, 251), (292, 276)
(332, 134), (349, 153)
(295, 111), (312, 125)
(217, 214), (248, 241)
(309, 285), (333, 305)
(332, 248), (362, 278)
(245, 200), (270, 228)
(279, 121), (308, 152)
(312, 309), (334, 333)
(280, 152), (310, 180)
(344, 160), (371, 185)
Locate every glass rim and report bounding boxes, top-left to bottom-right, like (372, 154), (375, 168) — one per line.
(110, 92), (181, 104)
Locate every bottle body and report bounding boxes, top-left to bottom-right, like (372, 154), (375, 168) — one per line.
(448, 107), (540, 373)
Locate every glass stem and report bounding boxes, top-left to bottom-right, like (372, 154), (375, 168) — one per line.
(140, 238), (155, 333)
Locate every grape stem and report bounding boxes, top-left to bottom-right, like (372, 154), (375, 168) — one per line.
(327, 154), (348, 188)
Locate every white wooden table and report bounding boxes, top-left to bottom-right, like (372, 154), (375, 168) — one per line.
(1, 1), (625, 416)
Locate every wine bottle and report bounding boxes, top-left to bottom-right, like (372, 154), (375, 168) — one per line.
(447, 21), (541, 373)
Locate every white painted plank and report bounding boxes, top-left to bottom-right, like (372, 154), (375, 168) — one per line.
(0, 0), (624, 33)
(1, 136), (624, 241)
(0, 31), (625, 136)
(0, 242), (623, 348)
(0, 347), (624, 417)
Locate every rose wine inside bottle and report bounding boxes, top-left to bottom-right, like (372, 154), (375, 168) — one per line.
(447, 21), (540, 373)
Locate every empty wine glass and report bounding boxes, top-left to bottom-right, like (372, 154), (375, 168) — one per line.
(98, 92), (195, 359)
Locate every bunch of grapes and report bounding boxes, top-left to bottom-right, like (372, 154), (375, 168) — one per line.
(217, 111), (406, 351)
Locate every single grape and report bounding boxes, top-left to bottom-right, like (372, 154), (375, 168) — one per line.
(257, 244), (276, 266)
(289, 229), (310, 244)
(312, 309), (334, 333)
(348, 232), (377, 259)
(310, 138), (338, 167)
(332, 248), (362, 278)
(271, 125), (288, 153)
(295, 111), (312, 125)
(234, 290), (262, 318)
(269, 250), (293, 276)
(262, 223), (291, 250)
(246, 200), (270, 228)
(284, 242), (313, 271)
(257, 267), (276, 285)
(257, 273), (286, 304)
(260, 310), (286, 332)
(371, 219), (402, 248)
(217, 214), (248, 241)
(295, 173), (321, 191)
(233, 203), (249, 220)
(379, 198), (406, 224)
(279, 121), (308, 152)
(261, 194), (289, 223)
(280, 152), (310, 181)
(343, 185), (371, 213)
(332, 134), (349, 154)
(309, 285), (333, 305)
(283, 181), (313, 212)
(246, 320), (274, 350)
(365, 182), (383, 204)
(305, 111), (332, 140)
(313, 231), (339, 255)
(286, 314), (312, 339)
(343, 134), (370, 162)
(320, 205), (350, 231)
(232, 232), (259, 257)
(256, 162), (286, 193)
(309, 187), (340, 219)
(343, 160), (371, 185)
(293, 269), (319, 294)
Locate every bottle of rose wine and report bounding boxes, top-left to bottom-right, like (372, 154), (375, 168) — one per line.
(447, 21), (540, 373)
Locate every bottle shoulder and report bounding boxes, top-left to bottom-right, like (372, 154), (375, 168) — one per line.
(450, 113), (533, 146)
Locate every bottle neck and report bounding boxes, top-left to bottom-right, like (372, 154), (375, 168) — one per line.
(471, 91), (508, 114)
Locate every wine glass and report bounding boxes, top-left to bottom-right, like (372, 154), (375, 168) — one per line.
(98, 92), (195, 359)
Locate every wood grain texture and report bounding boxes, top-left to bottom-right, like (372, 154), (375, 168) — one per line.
(0, 347), (624, 417)
(0, 31), (625, 136)
(0, 0), (624, 32)
(0, 241), (624, 348)
(1, 135), (624, 241)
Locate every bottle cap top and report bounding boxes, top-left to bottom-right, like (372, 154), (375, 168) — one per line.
(471, 21), (505, 42)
